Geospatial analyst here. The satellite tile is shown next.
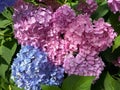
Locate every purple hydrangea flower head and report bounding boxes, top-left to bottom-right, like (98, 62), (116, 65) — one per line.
(42, 9), (116, 66)
(77, 0), (98, 16)
(108, 0), (120, 13)
(13, 0), (52, 48)
(86, 18), (117, 52)
(42, 36), (68, 65)
(52, 4), (76, 34)
(11, 45), (64, 90)
(0, 0), (17, 13)
(41, 5), (76, 65)
(64, 14), (92, 52)
(63, 46), (105, 80)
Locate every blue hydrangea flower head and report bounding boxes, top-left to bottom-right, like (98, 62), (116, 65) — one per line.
(11, 45), (64, 90)
(0, 0), (17, 13)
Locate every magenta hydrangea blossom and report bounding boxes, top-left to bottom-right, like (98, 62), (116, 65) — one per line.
(77, 0), (98, 16)
(42, 5), (76, 65)
(42, 36), (68, 65)
(86, 18), (117, 52)
(13, 0), (52, 48)
(63, 16), (116, 78)
(108, 0), (120, 13)
(64, 14), (92, 52)
(52, 5), (76, 34)
(43, 5), (116, 67)
(63, 46), (105, 80)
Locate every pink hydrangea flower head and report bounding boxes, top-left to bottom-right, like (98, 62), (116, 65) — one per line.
(77, 0), (98, 16)
(42, 35), (68, 65)
(63, 46), (105, 80)
(86, 18), (117, 52)
(52, 4), (76, 34)
(44, 14), (92, 65)
(64, 14), (92, 52)
(13, 0), (52, 48)
(108, 0), (120, 13)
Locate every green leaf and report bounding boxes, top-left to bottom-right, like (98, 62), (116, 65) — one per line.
(0, 77), (9, 90)
(2, 8), (12, 21)
(9, 79), (23, 90)
(112, 35), (120, 52)
(10, 85), (23, 90)
(0, 27), (13, 35)
(0, 55), (8, 65)
(91, 71), (106, 90)
(24, 0), (39, 5)
(0, 64), (8, 78)
(108, 13), (120, 34)
(41, 85), (61, 90)
(0, 20), (12, 28)
(104, 73), (120, 90)
(91, 1), (109, 20)
(62, 75), (95, 90)
(0, 14), (6, 21)
(96, 0), (106, 5)
(57, 0), (65, 4)
(0, 39), (17, 65)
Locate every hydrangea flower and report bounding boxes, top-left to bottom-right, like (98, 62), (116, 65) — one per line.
(86, 18), (117, 52)
(64, 14), (92, 52)
(77, 0), (98, 16)
(13, 0), (52, 48)
(42, 5), (116, 66)
(42, 5), (76, 65)
(108, 0), (120, 13)
(52, 5), (76, 34)
(0, 0), (17, 13)
(43, 36), (68, 65)
(63, 46), (105, 80)
(62, 16), (116, 79)
(11, 46), (64, 90)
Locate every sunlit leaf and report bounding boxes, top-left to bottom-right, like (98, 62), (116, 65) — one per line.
(62, 75), (95, 90)
(112, 35), (120, 52)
